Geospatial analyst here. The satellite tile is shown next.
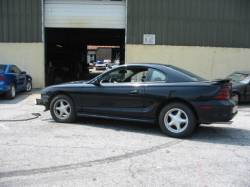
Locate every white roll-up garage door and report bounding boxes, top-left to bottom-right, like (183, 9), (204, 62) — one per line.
(45, 0), (126, 29)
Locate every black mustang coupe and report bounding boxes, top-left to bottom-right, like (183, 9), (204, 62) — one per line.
(37, 64), (237, 138)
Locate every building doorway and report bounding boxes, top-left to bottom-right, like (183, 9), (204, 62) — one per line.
(45, 28), (125, 86)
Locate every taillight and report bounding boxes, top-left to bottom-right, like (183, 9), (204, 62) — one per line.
(0, 75), (6, 81)
(214, 86), (230, 100)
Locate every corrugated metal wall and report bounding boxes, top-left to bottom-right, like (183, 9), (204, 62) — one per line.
(0, 0), (42, 42)
(127, 0), (250, 48)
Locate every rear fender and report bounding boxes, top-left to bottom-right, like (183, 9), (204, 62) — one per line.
(156, 98), (199, 122)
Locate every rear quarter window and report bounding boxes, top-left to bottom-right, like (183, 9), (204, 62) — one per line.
(149, 69), (167, 82)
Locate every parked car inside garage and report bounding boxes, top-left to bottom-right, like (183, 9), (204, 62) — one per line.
(227, 71), (250, 103)
(37, 64), (237, 138)
(0, 64), (32, 99)
(95, 60), (107, 71)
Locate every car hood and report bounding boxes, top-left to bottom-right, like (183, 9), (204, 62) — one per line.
(57, 80), (88, 86)
(41, 81), (90, 94)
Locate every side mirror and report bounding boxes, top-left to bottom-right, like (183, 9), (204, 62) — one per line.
(21, 71), (26, 74)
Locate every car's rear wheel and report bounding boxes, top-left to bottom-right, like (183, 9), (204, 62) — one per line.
(26, 80), (32, 92)
(6, 84), (16, 99)
(50, 95), (76, 123)
(159, 102), (197, 138)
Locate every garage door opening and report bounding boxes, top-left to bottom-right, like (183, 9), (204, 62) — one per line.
(45, 28), (125, 86)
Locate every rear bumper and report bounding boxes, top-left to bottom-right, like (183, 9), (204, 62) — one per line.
(193, 99), (238, 124)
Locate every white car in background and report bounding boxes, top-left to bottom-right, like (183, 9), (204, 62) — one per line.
(95, 61), (107, 70)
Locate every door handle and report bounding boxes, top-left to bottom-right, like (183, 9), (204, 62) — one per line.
(129, 89), (139, 95)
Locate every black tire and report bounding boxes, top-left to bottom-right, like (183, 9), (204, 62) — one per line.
(26, 80), (32, 92)
(50, 95), (76, 123)
(6, 84), (16, 99)
(158, 102), (197, 138)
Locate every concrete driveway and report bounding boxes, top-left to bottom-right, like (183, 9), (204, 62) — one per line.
(0, 91), (250, 187)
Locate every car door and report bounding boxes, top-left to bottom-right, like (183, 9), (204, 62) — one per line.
(76, 66), (147, 120)
(9, 65), (26, 91)
(142, 68), (170, 120)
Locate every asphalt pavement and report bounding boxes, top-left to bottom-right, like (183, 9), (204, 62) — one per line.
(0, 91), (250, 187)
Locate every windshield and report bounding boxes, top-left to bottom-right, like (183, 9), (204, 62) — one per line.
(227, 73), (250, 83)
(168, 65), (206, 81)
(0, 65), (6, 73)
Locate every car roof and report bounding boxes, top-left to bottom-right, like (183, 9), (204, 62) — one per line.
(122, 63), (167, 68)
(120, 63), (178, 71)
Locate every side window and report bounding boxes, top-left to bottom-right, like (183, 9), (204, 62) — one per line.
(10, 66), (16, 73)
(130, 70), (149, 82)
(148, 69), (167, 82)
(101, 68), (133, 83)
(100, 67), (150, 84)
(10, 66), (21, 74)
(15, 66), (21, 74)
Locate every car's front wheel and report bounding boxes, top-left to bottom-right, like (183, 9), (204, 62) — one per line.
(26, 80), (32, 92)
(50, 95), (76, 123)
(159, 102), (197, 138)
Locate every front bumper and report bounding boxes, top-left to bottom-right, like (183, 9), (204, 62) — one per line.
(194, 99), (238, 124)
(36, 94), (50, 110)
(36, 98), (44, 105)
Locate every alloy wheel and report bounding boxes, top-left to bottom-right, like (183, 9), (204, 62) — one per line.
(163, 108), (189, 134)
(26, 82), (32, 91)
(53, 99), (71, 120)
(11, 86), (16, 98)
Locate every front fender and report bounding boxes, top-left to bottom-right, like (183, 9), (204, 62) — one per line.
(26, 75), (32, 81)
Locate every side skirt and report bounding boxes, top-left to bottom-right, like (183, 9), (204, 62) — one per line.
(76, 113), (155, 124)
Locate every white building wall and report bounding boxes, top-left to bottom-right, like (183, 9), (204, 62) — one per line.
(0, 43), (45, 88)
(126, 45), (250, 80)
